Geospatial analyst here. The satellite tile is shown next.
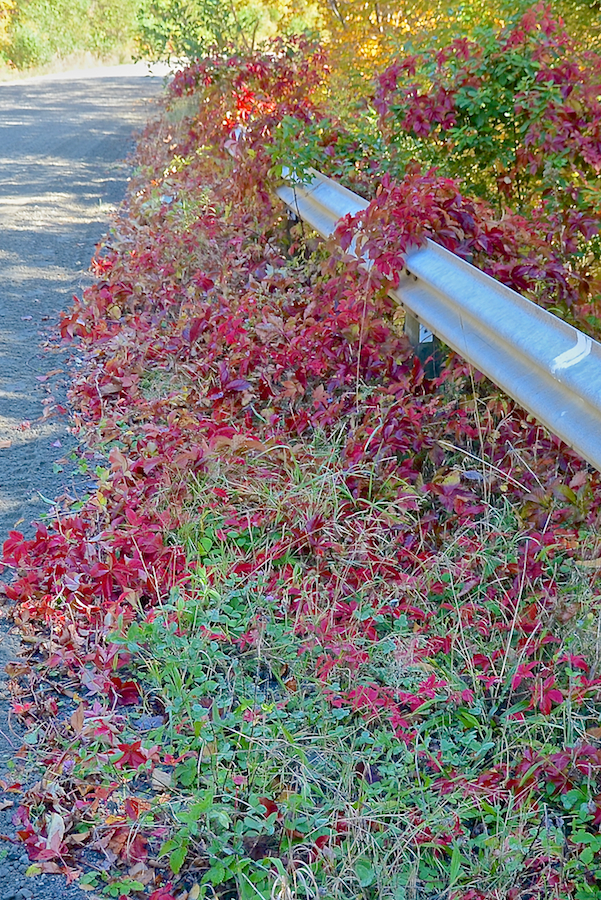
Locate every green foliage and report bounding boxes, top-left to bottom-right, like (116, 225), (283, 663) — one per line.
(105, 475), (601, 899)
(2, 0), (140, 69)
(135, 0), (239, 60)
(267, 112), (388, 187)
(135, 0), (322, 61)
(374, 6), (601, 215)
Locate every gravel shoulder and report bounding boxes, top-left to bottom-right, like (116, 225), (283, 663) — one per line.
(0, 65), (166, 899)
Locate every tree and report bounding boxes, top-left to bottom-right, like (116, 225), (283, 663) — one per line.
(1, 0), (140, 69)
(134, 0), (322, 61)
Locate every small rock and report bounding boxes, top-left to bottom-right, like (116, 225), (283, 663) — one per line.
(17, 890), (34, 900)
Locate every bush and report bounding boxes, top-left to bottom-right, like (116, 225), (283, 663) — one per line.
(1, 0), (140, 69)
(134, 0), (322, 62)
(373, 3), (601, 217)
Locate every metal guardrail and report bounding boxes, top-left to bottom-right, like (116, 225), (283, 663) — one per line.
(277, 169), (601, 473)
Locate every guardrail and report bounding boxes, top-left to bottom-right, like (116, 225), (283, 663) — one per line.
(277, 169), (601, 474)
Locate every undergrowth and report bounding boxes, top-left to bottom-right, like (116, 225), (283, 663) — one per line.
(3, 20), (601, 900)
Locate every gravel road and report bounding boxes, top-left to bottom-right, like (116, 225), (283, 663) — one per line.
(0, 63), (167, 900)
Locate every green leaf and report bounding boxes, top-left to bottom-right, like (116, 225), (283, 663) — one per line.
(25, 864), (42, 877)
(203, 861), (228, 885)
(170, 840), (189, 874)
(355, 858), (375, 888)
(449, 844), (464, 885)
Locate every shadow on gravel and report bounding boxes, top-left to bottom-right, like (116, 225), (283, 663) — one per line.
(0, 68), (166, 899)
(0, 73), (165, 539)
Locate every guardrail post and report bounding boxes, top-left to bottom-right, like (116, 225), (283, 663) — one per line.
(403, 311), (443, 378)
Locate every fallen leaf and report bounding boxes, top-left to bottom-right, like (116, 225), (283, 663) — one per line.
(0, 439), (11, 449)
(151, 768), (172, 790)
(5, 661), (30, 677)
(25, 864), (43, 877)
(70, 703), (85, 734)
(46, 811), (65, 853)
(68, 830), (91, 844)
(28, 861), (61, 875)
(0, 799), (13, 811)
(105, 814), (127, 826)
(36, 369), (63, 382)
(128, 861), (155, 885)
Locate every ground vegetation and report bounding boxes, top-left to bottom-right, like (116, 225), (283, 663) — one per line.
(4, 5), (601, 900)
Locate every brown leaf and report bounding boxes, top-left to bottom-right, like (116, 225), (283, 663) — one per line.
(0, 439), (11, 449)
(4, 661), (30, 677)
(151, 769), (172, 791)
(70, 703), (85, 734)
(46, 812), (66, 852)
(128, 861), (155, 885)
(68, 830), (92, 845)
(577, 558), (601, 569)
(36, 369), (63, 383)
(99, 381), (122, 396)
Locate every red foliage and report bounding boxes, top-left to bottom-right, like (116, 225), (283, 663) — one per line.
(4, 32), (601, 897)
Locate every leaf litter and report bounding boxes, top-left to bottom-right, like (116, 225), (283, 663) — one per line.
(3, 32), (601, 900)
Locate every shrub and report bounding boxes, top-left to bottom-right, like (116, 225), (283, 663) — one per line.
(1, 0), (140, 69)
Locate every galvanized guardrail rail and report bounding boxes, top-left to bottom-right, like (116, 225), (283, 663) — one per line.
(277, 169), (601, 474)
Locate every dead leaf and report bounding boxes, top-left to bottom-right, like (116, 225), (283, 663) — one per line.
(0, 440), (11, 449)
(189, 885), (201, 900)
(46, 811), (65, 853)
(0, 800), (13, 811)
(5, 661), (30, 677)
(151, 768), (172, 791)
(128, 861), (155, 885)
(68, 830), (91, 844)
(70, 703), (85, 734)
(577, 558), (601, 569)
(99, 381), (123, 396)
(36, 369), (63, 383)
